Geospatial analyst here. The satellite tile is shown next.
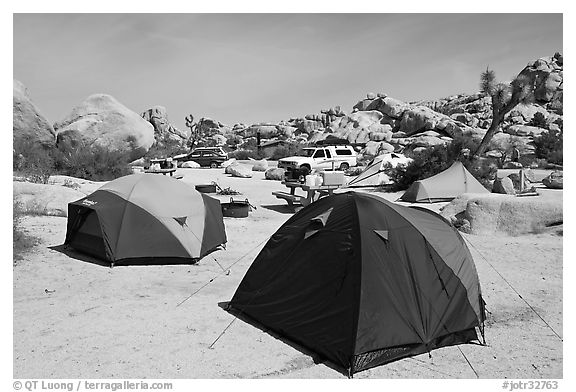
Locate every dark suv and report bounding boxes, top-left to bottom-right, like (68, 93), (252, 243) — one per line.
(176, 147), (228, 168)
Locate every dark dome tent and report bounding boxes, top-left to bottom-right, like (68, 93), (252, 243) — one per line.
(228, 192), (485, 376)
(400, 161), (489, 203)
(64, 174), (227, 266)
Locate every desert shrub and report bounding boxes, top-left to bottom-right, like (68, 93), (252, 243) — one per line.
(547, 150), (563, 166)
(62, 179), (81, 190)
(533, 129), (563, 165)
(346, 166), (365, 176)
(13, 198), (40, 265)
(389, 136), (495, 191)
(12, 138), (55, 184)
(13, 198), (23, 239)
(389, 146), (450, 191)
(52, 140), (133, 181)
(145, 140), (188, 160)
(269, 144), (305, 160)
(13, 136), (137, 181)
(553, 117), (563, 130)
(529, 112), (548, 129)
(487, 135), (537, 169)
(228, 149), (262, 160)
(196, 138), (219, 148)
(462, 158), (497, 191)
(517, 153), (538, 169)
(389, 145), (453, 191)
(239, 138), (258, 150)
(531, 158), (548, 169)
(225, 135), (243, 149)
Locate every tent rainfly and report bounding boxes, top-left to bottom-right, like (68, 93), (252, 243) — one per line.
(64, 174), (227, 266)
(400, 161), (489, 203)
(228, 192), (486, 376)
(347, 153), (413, 187)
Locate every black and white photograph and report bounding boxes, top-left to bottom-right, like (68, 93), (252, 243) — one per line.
(8, 2), (569, 389)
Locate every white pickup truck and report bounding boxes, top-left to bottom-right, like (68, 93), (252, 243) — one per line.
(278, 145), (357, 174)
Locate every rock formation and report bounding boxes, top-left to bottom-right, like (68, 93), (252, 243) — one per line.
(141, 106), (189, 145)
(440, 193), (562, 236)
(54, 94), (155, 160)
(543, 171), (563, 189)
(264, 167), (285, 180)
(13, 79), (56, 146)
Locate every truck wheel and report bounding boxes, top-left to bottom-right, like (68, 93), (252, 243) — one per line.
(299, 165), (311, 176)
(339, 162), (350, 171)
(210, 162), (218, 168)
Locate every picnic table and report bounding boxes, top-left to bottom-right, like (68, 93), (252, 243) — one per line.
(272, 180), (340, 207)
(145, 158), (178, 177)
(144, 168), (178, 176)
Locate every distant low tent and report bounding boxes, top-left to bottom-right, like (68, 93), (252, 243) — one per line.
(347, 153), (412, 187)
(64, 174), (227, 266)
(228, 192), (486, 376)
(400, 161), (489, 203)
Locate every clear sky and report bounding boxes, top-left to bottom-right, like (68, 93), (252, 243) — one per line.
(13, 13), (562, 130)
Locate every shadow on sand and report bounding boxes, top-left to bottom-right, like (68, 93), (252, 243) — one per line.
(217, 301), (348, 377)
(48, 244), (111, 268)
(259, 204), (301, 215)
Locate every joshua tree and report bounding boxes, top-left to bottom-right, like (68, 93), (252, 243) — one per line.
(185, 114), (198, 149)
(474, 68), (535, 158)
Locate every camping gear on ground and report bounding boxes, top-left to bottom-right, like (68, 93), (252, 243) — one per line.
(64, 174), (227, 266)
(305, 174), (323, 187)
(221, 198), (256, 218)
(149, 157), (176, 170)
(400, 161), (489, 203)
(145, 157), (178, 176)
(195, 184), (217, 193)
(347, 153), (412, 187)
(319, 171), (344, 186)
(228, 191), (485, 376)
(284, 167), (307, 183)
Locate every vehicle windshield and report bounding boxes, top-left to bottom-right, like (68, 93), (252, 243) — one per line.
(304, 149), (316, 157)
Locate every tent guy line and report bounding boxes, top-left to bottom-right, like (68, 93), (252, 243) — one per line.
(463, 235), (563, 342)
(407, 357), (460, 378)
(185, 227), (229, 273)
(208, 317), (238, 350)
(458, 346), (480, 378)
(207, 221), (333, 350)
(175, 234), (272, 308)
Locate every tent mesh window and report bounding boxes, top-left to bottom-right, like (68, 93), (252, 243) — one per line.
(352, 346), (413, 372)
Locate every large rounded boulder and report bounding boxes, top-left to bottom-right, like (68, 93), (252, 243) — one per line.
(13, 79), (56, 146)
(54, 94), (154, 160)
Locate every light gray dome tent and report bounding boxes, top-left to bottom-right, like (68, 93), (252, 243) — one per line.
(400, 161), (489, 203)
(64, 174), (227, 266)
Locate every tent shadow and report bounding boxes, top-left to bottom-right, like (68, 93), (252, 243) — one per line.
(49, 244), (209, 267)
(217, 301), (349, 377)
(259, 204), (301, 214)
(48, 244), (111, 267)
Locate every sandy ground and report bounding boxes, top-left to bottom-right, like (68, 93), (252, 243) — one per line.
(13, 168), (563, 379)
